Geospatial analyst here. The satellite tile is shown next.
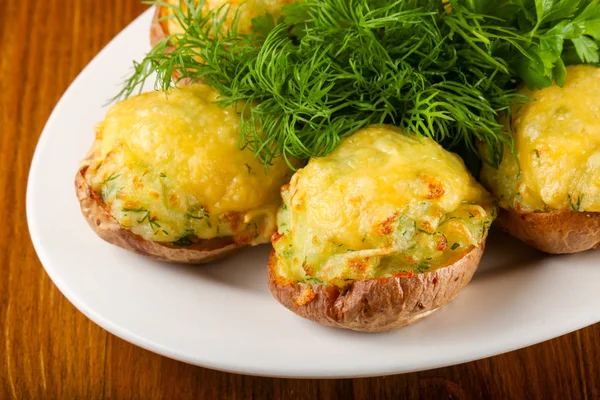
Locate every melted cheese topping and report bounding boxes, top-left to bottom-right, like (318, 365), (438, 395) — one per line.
(162, 0), (297, 36)
(83, 85), (292, 243)
(273, 126), (496, 287)
(481, 65), (600, 213)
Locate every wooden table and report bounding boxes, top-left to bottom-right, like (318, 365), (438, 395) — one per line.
(1, 1), (598, 398)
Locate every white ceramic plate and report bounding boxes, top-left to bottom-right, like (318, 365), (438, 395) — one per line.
(27, 8), (600, 378)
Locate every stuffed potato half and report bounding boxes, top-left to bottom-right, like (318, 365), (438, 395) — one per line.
(480, 65), (600, 254)
(76, 84), (293, 263)
(268, 126), (497, 332)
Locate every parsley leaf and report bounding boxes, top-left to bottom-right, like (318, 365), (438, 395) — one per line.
(251, 13), (278, 39)
(573, 36), (600, 62)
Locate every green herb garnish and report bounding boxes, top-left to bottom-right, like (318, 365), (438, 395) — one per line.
(139, 212), (161, 231)
(122, 207), (147, 213)
(102, 172), (121, 184)
(568, 193), (585, 211)
(305, 276), (324, 284)
(186, 206), (212, 227)
(122, 207), (162, 232)
(416, 261), (431, 274)
(172, 237), (194, 246)
(118, 0), (600, 167)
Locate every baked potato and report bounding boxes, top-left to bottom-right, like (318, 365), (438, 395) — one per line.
(480, 65), (600, 254)
(76, 84), (293, 263)
(268, 126), (497, 332)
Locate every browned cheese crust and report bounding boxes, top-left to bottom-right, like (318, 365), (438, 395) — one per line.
(75, 147), (248, 264)
(267, 245), (485, 332)
(496, 209), (600, 254)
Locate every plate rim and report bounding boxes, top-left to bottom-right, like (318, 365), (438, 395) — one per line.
(25, 7), (600, 379)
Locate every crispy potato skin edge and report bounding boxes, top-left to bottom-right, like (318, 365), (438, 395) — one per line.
(75, 162), (252, 264)
(496, 209), (600, 254)
(267, 244), (485, 332)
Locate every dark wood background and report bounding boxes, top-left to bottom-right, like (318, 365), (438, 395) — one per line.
(1, 1), (598, 399)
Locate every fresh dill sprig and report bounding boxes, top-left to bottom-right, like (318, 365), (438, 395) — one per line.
(116, 0), (600, 168)
(568, 193), (585, 211)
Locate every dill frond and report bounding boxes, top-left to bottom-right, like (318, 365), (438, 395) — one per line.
(116, 0), (600, 168)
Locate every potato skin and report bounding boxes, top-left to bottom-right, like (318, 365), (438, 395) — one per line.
(150, 6), (171, 49)
(150, 6), (167, 47)
(75, 161), (250, 264)
(267, 244), (485, 332)
(496, 209), (600, 254)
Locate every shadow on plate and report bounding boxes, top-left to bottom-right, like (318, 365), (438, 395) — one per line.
(142, 228), (548, 296)
(148, 244), (274, 294)
(475, 228), (546, 276)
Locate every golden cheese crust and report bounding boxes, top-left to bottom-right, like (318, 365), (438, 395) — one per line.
(495, 209), (600, 254)
(268, 244), (484, 332)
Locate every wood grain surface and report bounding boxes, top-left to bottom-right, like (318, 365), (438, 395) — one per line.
(1, 1), (598, 399)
